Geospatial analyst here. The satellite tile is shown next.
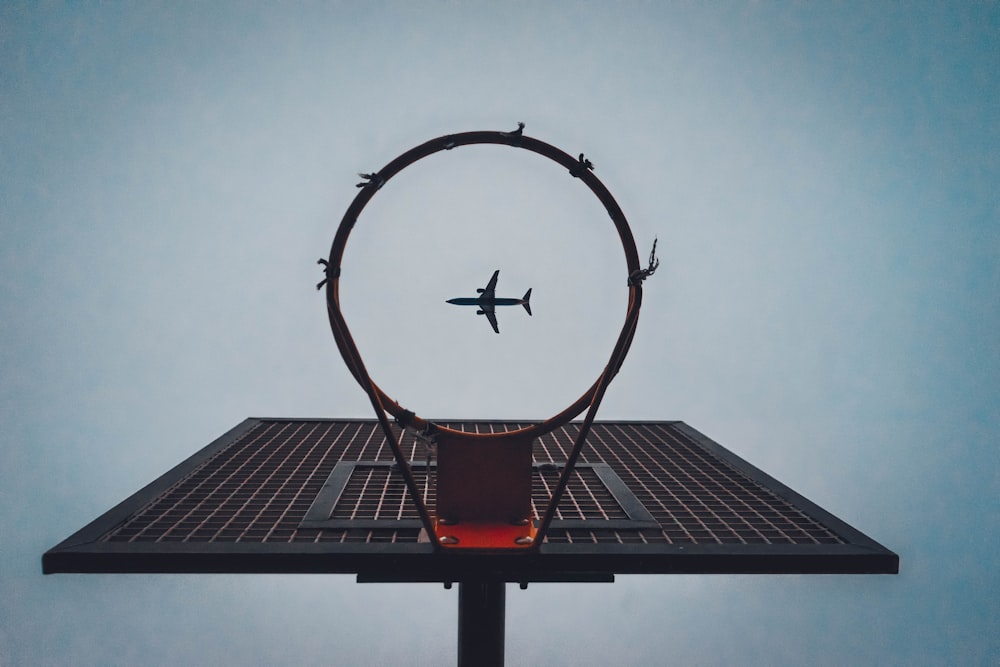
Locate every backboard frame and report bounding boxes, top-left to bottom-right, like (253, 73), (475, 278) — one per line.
(43, 418), (898, 579)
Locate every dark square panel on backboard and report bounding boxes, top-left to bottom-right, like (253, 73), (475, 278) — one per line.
(42, 419), (898, 580)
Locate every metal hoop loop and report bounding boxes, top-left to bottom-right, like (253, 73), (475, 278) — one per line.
(325, 130), (643, 441)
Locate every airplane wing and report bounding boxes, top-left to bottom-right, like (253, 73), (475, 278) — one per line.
(484, 307), (500, 334)
(482, 270), (499, 299)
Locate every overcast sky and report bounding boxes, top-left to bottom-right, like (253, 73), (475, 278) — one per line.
(2, 3), (998, 665)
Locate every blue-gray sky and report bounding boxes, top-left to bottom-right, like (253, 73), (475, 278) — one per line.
(2, 3), (997, 665)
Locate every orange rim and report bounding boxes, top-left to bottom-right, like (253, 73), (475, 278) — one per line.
(325, 130), (643, 442)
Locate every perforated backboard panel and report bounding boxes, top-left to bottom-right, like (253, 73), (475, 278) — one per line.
(43, 419), (898, 579)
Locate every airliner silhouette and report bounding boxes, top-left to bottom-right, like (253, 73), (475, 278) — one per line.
(446, 270), (532, 334)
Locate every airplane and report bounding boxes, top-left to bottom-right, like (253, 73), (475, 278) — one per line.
(446, 269), (532, 334)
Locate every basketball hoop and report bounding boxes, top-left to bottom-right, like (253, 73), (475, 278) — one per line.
(323, 128), (654, 549)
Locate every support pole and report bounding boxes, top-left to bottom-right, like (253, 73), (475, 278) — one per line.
(457, 580), (505, 667)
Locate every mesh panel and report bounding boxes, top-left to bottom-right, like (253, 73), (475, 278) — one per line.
(101, 420), (844, 546)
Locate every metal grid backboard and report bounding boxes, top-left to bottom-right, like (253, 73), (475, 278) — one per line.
(43, 419), (898, 579)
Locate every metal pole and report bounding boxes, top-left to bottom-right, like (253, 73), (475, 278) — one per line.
(457, 580), (505, 667)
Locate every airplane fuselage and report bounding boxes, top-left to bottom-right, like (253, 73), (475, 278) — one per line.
(445, 296), (526, 307)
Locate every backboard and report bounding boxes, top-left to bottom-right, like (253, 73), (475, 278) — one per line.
(43, 418), (898, 579)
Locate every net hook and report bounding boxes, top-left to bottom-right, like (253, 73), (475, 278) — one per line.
(628, 237), (659, 286)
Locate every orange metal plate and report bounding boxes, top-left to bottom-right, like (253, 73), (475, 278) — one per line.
(434, 433), (535, 548)
(435, 520), (536, 550)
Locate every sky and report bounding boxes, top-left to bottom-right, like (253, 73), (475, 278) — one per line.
(2, 2), (998, 665)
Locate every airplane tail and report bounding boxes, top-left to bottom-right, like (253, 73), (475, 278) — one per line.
(522, 288), (532, 316)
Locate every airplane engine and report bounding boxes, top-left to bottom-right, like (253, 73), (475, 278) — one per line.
(476, 310), (485, 315)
